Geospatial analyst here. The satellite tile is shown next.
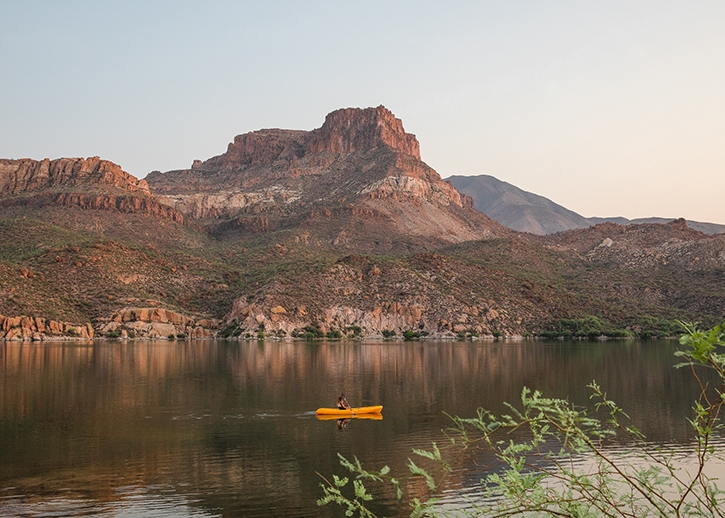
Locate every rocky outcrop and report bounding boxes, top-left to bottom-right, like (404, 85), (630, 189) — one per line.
(186, 106), (420, 174)
(198, 129), (310, 171)
(223, 258), (530, 339)
(0, 192), (185, 223)
(307, 106), (420, 158)
(0, 157), (150, 195)
(225, 300), (508, 339)
(0, 315), (94, 341)
(99, 307), (221, 339)
(0, 156), (186, 224)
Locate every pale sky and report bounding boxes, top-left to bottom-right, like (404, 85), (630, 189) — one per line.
(2, 1), (724, 224)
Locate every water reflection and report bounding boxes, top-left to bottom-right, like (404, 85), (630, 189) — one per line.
(0, 339), (717, 516)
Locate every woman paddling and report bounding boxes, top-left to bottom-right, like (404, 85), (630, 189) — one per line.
(337, 394), (351, 410)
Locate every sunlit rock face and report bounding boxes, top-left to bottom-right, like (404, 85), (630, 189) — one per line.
(0, 157), (150, 195)
(0, 156), (187, 223)
(146, 106), (508, 251)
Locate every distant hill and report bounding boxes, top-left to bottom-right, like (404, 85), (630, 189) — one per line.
(446, 174), (590, 235)
(447, 174), (725, 235)
(586, 217), (725, 236)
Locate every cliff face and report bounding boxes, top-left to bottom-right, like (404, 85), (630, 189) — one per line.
(0, 157), (150, 195)
(147, 106), (506, 250)
(0, 157), (187, 224)
(307, 106), (421, 158)
(191, 106), (420, 173)
(198, 129), (310, 170)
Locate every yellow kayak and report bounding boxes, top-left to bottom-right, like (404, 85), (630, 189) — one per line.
(315, 405), (383, 416)
(316, 413), (383, 421)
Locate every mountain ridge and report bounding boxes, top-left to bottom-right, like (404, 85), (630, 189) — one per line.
(1, 106), (724, 341)
(448, 174), (725, 235)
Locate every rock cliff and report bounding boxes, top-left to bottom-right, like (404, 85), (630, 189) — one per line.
(147, 106), (506, 251)
(0, 157), (186, 224)
(0, 315), (94, 341)
(99, 307), (220, 339)
(307, 106), (421, 158)
(0, 157), (150, 195)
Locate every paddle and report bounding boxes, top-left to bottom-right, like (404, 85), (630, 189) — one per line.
(341, 393), (355, 416)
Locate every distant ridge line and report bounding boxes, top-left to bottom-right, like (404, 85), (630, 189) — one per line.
(447, 174), (725, 235)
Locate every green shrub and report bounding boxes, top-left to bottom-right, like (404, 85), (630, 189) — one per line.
(404, 330), (421, 341)
(301, 324), (325, 339)
(326, 330), (343, 339)
(381, 329), (396, 338)
(345, 325), (362, 336)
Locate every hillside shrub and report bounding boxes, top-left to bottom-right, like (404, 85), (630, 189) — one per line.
(538, 316), (636, 339)
(345, 325), (362, 337)
(381, 329), (396, 338)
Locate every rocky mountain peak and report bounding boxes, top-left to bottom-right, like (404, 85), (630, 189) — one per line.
(307, 105), (420, 158)
(190, 106), (421, 172)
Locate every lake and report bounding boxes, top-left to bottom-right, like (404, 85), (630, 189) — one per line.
(0, 338), (719, 516)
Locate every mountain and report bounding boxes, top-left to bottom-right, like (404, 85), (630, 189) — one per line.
(448, 174), (725, 235)
(447, 174), (590, 235)
(1, 107), (725, 341)
(146, 106), (509, 253)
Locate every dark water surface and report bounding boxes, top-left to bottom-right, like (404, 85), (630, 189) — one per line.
(0, 339), (717, 516)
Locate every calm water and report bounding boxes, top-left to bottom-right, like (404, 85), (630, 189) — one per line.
(0, 339), (719, 517)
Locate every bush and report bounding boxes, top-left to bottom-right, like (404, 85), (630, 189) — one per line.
(319, 322), (725, 516)
(302, 324), (325, 339)
(538, 315), (635, 339)
(381, 329), (396, 338)
(345, 325), (362, 337)
(326, 330), (343, 339)
(404, 330), (421, 341)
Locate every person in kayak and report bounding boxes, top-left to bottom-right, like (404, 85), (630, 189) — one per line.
(337, 394), (351, 410)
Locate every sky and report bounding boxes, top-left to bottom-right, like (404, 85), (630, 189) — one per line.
(2, 1), (724, 224)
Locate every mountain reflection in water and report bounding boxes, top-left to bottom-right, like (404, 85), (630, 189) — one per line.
(0, 339), (717, 517)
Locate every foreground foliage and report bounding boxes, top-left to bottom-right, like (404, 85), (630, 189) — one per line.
(318, 323), (725, 516)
